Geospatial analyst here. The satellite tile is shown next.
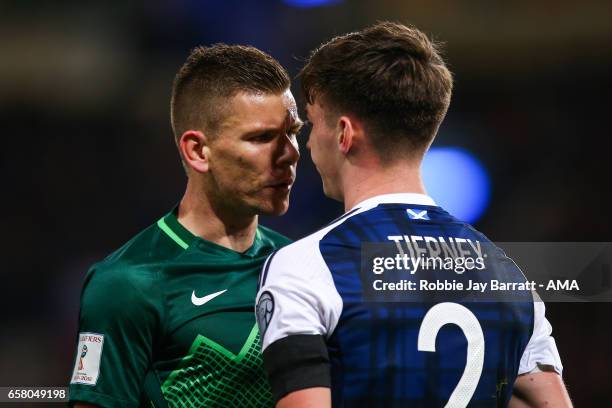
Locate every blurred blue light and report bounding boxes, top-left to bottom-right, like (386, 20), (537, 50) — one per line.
(422, 147), (491, 223)
(283, 0), (343, 7)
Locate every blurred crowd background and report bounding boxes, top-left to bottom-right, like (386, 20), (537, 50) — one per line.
(1, 1), (611, 405)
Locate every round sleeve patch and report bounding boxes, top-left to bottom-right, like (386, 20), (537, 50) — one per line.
(256, 291), (274, 337)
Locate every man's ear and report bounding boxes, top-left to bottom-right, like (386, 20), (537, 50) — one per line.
(179, 130), (210, 173)
(337, 116), (356, 155)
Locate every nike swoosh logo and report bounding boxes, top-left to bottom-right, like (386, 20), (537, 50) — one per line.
(191, 289), (228, 306)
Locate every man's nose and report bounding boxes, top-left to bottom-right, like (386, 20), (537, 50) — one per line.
(278, 134), (300, 165)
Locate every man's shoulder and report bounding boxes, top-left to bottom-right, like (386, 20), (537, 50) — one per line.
(84, 218), (176, 296)
(82, 261), (159, 311)
(104, 217), (185, 264)
(81, 257), (165, 323)
(267, 210), (362, 268)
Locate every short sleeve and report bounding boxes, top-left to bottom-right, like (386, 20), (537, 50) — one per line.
(256, 239), (343, 352)
(518, 293), (563, 375)
(69, 263), (163, 408)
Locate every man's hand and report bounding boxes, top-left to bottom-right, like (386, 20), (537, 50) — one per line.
(510, 371), (572, 408)
(276, 387), (331, 408)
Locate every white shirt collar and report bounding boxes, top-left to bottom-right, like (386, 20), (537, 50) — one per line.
(350, 193), (436, 212)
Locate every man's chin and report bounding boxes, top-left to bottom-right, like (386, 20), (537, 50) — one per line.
(322, 182), (342, 202)
(266, 207), (289, 216)
(255, 198), (290, 216)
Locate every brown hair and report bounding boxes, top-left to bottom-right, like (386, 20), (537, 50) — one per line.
(171, 44), (290, 141)
(301, 22), (453, 160)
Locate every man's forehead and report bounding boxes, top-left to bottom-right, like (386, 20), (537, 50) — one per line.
(229, 89), (296, 111)
(281, 89), (298, 119)
(223, 91), (271, 114)
(220, 89), (300, 130)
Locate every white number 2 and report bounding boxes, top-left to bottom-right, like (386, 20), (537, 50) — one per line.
(418, 302), (485, 408)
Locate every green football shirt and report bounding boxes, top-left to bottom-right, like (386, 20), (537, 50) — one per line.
(69, 208), (291, 408)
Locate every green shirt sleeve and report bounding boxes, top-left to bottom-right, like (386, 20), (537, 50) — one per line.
(69, 261), (164, 408)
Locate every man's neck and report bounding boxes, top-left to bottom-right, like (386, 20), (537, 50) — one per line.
(341, 161), (427, 211)
(178, 179), (258, 253)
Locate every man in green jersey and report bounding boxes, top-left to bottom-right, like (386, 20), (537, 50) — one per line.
(69, 44), (302, 408)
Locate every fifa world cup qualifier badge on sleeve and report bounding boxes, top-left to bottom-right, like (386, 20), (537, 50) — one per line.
(256, 291), (274, 337)
(70, 332), (104, 386)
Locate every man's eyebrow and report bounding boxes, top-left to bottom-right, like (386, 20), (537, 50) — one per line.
(242, 127), (276, 138)
(241, 117), (303, 138)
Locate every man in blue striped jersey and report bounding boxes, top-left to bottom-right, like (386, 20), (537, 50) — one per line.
(256, 22), (572, 408)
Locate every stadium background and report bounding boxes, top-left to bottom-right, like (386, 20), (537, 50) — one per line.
(1, 1), (610, 405)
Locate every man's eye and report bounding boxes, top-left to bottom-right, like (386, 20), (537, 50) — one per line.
(250, 133), (274, 143)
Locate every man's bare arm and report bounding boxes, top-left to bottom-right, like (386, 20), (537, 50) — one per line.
(509, 371), (572, 408)
(276, 387), (331, 408)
